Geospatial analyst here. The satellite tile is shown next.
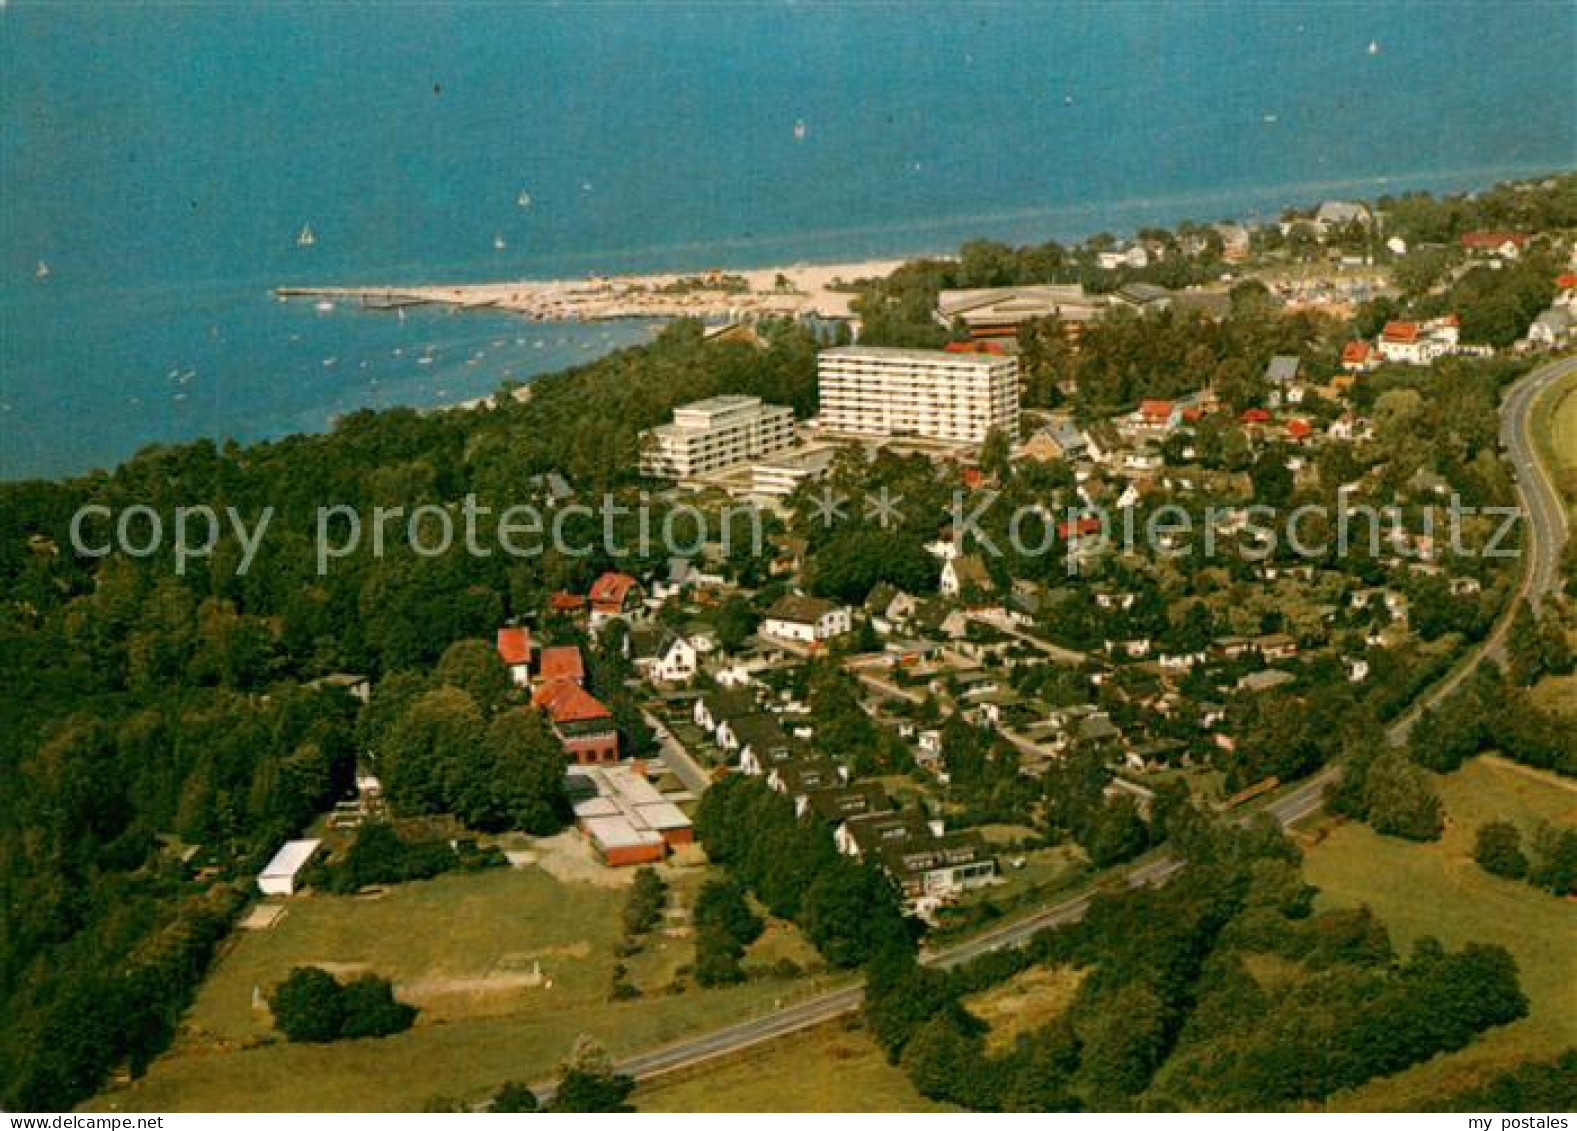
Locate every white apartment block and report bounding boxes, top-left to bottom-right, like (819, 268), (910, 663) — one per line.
(817, 346), (1020, 444)
(750, 445), (837, 498)
(639, 395), (796, 478)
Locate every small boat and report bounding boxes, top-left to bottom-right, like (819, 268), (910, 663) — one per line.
(517, 189), (532, 207)
(1368, 39), (1380, 55)
(297, 224), (316, 247)
(793, 119), (807, 140)
(397, 307), (406, 322)
(494, 233), (506, 251)
(1263, 113), (1278, 124)
(417, 355), (434, 366)
(322, 357), (337, 368)
(35, 259), (50, 279)
(315, 300), (334, 313)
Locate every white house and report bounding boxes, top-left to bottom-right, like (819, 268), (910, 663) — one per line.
(1376, 317), (1459, 366)
(258, 838), (321, 897)
(761, 594), (852, 643)
(1528, 307), (1572, 349)
(693, 688), (755, 740)
(939, 554), (991, 599)
(649, 632), (698, 683)
(1096, 244), (1150, 270)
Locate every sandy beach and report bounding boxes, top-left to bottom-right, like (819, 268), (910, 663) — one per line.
(278, 258), (914, 324)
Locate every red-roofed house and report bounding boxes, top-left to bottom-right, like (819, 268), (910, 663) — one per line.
(1378, 318), (1456, 365)
(496, 627), (532, 687)
(538, 644), (586, 687)
(1285, 418), (1312, 442)
(1460, 231), (1528, 259)
(549, 590), (587, 616)
(1134, 399), (1179, 434)
(1057, 516), (1103, 541)
(1341, 340), (1377, 373)
(589, 572), (644, 626)
(1240, 408), (1272, 425)
(1556, 273), (1577, 291)
(534, 679), (619, 764)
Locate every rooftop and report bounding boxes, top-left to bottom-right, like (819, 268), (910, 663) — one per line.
(819, 344), (1018, 366)
(260, 838), (322, 879)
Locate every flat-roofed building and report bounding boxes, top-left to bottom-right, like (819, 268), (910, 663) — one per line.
(750, 444), (837, 498)
(936, 284), (1107, 338)
(817, 346), (1019, 444)
(257, 838), (322, 896)
(639, 394), (796, 478)
(566, 764), (694, 866)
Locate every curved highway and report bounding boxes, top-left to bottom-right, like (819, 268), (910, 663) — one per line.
(546, 356), (1575, 1097)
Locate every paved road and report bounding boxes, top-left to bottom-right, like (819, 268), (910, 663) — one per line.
(1385, 355), (1575, 741)
(1500, 356), (1575, 615)
(644, 710), (713, 795)
(558, 358), (1572, 1096)
(968, 610), (1090, 666)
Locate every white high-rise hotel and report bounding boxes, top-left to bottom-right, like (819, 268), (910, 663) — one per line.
(816, 346), (1020, 444)
(638, 395), (796, 478)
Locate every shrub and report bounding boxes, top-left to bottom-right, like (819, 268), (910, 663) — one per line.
(268, 967), (347, 1043)
(268, 966), (416, 1043)
(622, 867), (667, 936)
(1473, 820), (1528, 880)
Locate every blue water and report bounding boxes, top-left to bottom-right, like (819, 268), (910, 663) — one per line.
(3, 2), (1573, 479)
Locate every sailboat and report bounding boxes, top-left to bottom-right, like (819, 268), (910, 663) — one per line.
(517, 189), (532, 207)
(494, 233), (506, 251)
(35, 259), (49, 279)
(793, 119), (807, 140)
(1368, 40), (1381, 55)
(297, 224), (316, 248)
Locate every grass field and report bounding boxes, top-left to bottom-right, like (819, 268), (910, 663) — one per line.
(634, 1019), (953, 1112)
(962, 964), (1086, 1054)
(1530, 672), (1577, 718)
(1533, 368), (1577, 513)
(1301, 755), (1577, 1110)
(87, 860), (846, 1112)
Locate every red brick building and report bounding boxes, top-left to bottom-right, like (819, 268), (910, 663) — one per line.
(533, 678), (619, 765)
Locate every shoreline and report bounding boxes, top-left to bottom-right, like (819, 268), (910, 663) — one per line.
(274, 258), (915, 324)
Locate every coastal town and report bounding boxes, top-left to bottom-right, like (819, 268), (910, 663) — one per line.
(6, 172), (1577, 1115)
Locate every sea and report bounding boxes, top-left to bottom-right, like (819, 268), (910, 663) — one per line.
(2, 1), (1573, 480)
